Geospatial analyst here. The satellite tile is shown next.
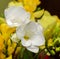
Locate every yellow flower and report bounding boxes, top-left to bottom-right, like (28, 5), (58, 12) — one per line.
(33, 9), (44, 18)
(53, 16), (60, 22)
(39, 45), (45, 49)
(7, 39), (12, 46)
(15, 47), (21, 55)
(0, 23), (10, 34)
(12, 42), (17, 49)
(6, 55), (12, 59)
(7, 42), (17, 55)
(0, 34), (4, 51)
(30, 9), (44, 22)
(8, 1), (23, 7)
(38, 12), (57, 39)
(47, 38), (53, 46)
(8, 47), (14, 55)
(0, 23), (16, 41)
(55, 47), (60, 52)
(0, 23), (10, 41)
(8, 27), (16, 34)
(18, 0), (41, 12)
(0, 52), (5, 59)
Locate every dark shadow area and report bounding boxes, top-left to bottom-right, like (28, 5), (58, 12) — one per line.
(40, 0), (60, 18)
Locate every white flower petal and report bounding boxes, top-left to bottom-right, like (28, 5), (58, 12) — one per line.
(24, 22), (43, 37)
(27, 46), (39, 53)
(16, 24), (32, 47)
(31, 34), (45, 46)
(11, 33), (20, 43)
(16, 26), (25, 39)
(16, 21), (45, 51)
(21, 38), (32, 47)
(38, 23), (43, 32)
(24, 22), (38, 33)
(4, 6), (30, 27)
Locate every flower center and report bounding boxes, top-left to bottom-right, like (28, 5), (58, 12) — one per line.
(24, 35), (29, 40)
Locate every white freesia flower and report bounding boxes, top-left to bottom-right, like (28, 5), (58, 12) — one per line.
(4, 6), (30, 27)
(16, 21), (45, 53)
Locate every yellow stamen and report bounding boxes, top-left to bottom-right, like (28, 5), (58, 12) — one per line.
(24, 35), (29, 40)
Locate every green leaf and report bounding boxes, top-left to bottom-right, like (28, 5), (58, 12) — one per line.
(23, 50), (33, 59)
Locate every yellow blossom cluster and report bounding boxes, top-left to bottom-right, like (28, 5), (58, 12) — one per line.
(0, 17), (18, 59)
(0, 0), (60, 58)
(38, 11), (60, 56)
(18, 0), (41, 12)
(8, 0), (44, 22)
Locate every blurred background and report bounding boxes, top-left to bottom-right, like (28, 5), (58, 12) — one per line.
(0, 0), (60, 18)
(0, 0), (11, 16)
(40, 0), (60, 18)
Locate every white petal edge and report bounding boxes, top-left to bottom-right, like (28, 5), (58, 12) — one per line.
(16, 25), (25, 40)
(27, 46), (39, 53)
(21, 38), (32, 47)
(31, 34), (45, 46)
(4, 6), (30, 27)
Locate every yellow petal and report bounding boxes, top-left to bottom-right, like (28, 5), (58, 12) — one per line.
(38, 15), (57, 30)
(39, 45), (45, 49)
(38, 13), (57, 39)
(33, 9), (44, 18)
(0, 34), (4, 50)
(23, 0), (41, 12)
(8, 47), (14, 55)
(55, 47), (60, 52)
(0, 23), (9, 34)
(0, 52), (5, 59)
(8, 27), (16, 34)
(7, 39), (12, 46)
(24, 5), (36, 12)
(47, 38), (53, 46)
(15, 47), (21, 54)
(44, 10), (51, 16)
(6, 55), (12, 59)
(8, 43), (17, 55)
(12, 42), (17, 49)
(8, 1), (23, 7)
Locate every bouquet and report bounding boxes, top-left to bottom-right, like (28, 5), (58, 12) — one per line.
(0, 0), (60, 59)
